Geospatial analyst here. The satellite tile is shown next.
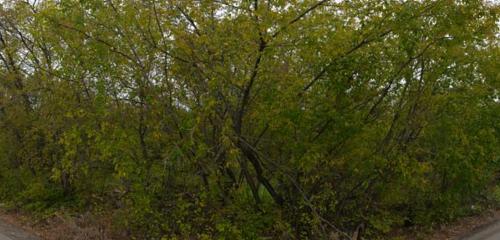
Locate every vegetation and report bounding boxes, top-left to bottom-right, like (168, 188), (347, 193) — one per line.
(0, 0), (498, 239)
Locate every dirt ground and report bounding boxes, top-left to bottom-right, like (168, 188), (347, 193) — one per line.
(2, 207), (500, 240)
(393, 209), (500, 240)
(0, 208), (115, 240)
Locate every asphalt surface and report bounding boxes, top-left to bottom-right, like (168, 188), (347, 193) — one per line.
(0, 220), (37, 240)
(461, 220), (500, 240)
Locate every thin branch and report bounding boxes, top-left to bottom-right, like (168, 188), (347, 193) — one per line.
(272, 0), (331, 39)
(302, 29), (392, 93)
(176, 6), (202, 36)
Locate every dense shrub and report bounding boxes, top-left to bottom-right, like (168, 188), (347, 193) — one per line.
(0, 0), (498, 239)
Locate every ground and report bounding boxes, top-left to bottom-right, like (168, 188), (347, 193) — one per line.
(2, 208), (500, 239)
(394, 209), (500, 240)
(0, 213), (38, 240)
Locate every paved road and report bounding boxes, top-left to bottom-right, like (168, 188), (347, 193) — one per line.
(0, 220), (37, 240)
(461, 220), (500, 240)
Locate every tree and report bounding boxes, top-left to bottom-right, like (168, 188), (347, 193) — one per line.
(0, 0), (498, 239)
